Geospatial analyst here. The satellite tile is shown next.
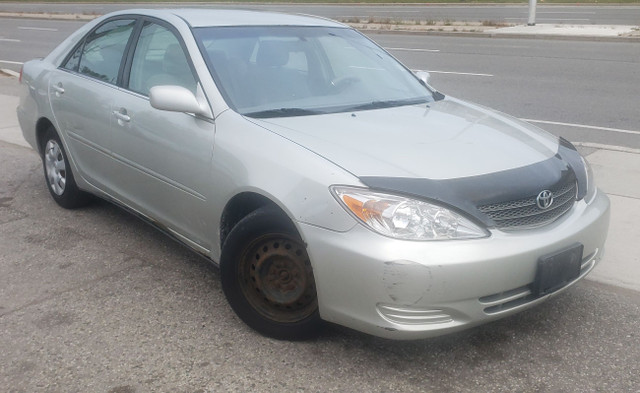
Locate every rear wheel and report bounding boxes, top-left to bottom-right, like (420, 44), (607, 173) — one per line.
(221, 206), (322, 340)
(40, 127), (91, 209)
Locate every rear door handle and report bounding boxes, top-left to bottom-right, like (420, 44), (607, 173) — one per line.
(113, 110), (131, 123)
(51, 83), (64, 96)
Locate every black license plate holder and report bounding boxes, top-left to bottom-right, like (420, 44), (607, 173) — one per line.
(533, 243), (584, 297)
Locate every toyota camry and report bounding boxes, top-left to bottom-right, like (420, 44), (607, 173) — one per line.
(17, 9), (610, 340)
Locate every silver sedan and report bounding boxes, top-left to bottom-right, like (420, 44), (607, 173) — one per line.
(17, 9), (610, 340)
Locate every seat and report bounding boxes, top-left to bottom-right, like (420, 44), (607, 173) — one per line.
(254, 40), (310, 104)
(145, 43), (196, 95)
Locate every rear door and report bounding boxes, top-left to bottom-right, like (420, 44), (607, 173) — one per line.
(49, 18), (137, 189)
(108, 20), (216, 250)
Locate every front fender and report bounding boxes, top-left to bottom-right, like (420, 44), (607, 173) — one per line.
(208, 110), (361, 259)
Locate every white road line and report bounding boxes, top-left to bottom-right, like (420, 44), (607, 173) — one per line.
(538, 11), (597, 14)
(385, 47), (440, 53)
(0, 38), (21, 43)
(522, 119), (640, 136)
(505, 18), (591, 21)
(428, 70), (494, 77)
(0, 60), (24, 65)
(367, 10), (421, 13)
(18, 26), (58, 32)
(542, 18), (592, 21)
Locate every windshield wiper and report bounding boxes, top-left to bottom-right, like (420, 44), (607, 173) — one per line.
(243, 108), (323, 118)
(345, 97), (429, 112)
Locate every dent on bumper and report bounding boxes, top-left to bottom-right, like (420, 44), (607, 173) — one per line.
(299, 190), (610, 340)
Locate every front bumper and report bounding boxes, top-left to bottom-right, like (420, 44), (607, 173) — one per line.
(299, 190), (610, 340)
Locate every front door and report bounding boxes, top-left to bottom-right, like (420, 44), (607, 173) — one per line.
(108, 21), (215, 250)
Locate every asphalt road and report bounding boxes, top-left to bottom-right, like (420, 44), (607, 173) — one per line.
(1, 2), (640, 25)
(1, 17), (639, 149)
(374, 33), (640, 150)
(1, 134), (639, 391)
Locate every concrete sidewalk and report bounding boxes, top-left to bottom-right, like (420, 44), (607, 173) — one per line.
(0, 92), (26, 148)
(343, 21), (640, 41)
(0, 74), (638, 292)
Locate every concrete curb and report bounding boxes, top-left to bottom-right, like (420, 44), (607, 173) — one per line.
(360, 28), (640, 42)
(0, 69), (20, 78)
(487, 32), (640, 42)
(574, 142), (640, 155)
(347, 21), (640, 41)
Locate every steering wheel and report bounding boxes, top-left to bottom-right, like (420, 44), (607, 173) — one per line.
(330, 76), (362, 92)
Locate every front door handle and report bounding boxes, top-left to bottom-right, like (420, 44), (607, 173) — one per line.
(113, 110), (131, 123)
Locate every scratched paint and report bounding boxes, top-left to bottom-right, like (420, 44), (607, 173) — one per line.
(382, 260), (432, 304)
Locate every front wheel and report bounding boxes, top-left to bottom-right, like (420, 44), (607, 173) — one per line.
(220, 206), (322, 340)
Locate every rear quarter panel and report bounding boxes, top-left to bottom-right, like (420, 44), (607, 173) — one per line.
(17, 59), (57, 152)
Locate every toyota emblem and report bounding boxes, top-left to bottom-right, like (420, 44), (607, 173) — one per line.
(536, 190), (554, 210)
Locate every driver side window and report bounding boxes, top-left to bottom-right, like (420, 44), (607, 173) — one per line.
(128, 22), (197, 96)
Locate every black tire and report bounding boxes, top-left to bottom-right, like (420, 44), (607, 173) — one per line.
(40, 127), (91, 209)
(220, 206), (323, 340)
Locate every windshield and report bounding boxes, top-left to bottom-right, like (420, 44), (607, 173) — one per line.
(193, 26), (433, 117)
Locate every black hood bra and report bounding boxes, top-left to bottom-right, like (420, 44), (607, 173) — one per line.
(359, 139), (588, 228)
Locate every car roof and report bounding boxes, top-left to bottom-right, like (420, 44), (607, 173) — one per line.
(122, 8), (346, 28)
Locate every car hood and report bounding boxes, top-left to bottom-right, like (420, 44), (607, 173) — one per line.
(249, 97), (561, 180)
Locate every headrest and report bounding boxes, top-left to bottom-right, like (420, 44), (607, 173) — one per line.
(163, 43), (189, 74)
(256, 41), (290, 68)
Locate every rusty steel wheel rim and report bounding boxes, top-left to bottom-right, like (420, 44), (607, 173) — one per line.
(239, 233), (317, 323)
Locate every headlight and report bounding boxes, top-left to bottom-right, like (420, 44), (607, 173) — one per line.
(581, 156), (596, 203)
(331, 186), (488, 241)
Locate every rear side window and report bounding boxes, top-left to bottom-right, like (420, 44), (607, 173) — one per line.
(76, 19), (136, 84)
(128, 22), (197, 96)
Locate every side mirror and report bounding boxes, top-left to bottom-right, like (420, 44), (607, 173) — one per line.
(149, 85), (211, 118)
(414, 70), (431, 86)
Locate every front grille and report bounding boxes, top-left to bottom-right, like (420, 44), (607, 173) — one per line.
(479, 180), (577, 230)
